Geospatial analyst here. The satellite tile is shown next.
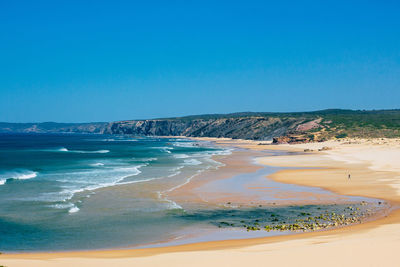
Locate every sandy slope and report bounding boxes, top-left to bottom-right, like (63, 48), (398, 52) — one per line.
(2, 138), (400, 267)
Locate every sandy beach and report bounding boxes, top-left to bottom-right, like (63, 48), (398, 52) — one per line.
(2, 137), (400, 267)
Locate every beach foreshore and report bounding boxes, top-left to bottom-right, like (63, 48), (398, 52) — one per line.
(2, 137), (400, 267)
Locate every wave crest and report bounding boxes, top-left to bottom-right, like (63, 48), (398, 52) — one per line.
(55, 148), (110, 154)
(90, 162), (105, 167)
(0, 170), (38, 185)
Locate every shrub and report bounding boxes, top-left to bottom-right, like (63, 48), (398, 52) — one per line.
(335, 133), (348, 139)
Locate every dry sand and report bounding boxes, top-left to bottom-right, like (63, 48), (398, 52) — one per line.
(2, 137), (400, 267)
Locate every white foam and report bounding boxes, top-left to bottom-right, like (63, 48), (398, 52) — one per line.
(165, 170), (203, 194)
(0, 170), (38, 185)
(173, 154), (189, 159)
(142, 157), (158, 162)
(44, 165), (145, 203)
(183, 159), (202, 166)
(156, 191), (183, 210)
(171, 166), (184, 172)
(152, 147), (174, 154)
(153, 144), (230, 208)
(51, 202), (75, 209)
(49, 202), (80, 214)
(90, 162), (105, 167)
(54, 148), (110, 154)
(193, 148), (233, 157)
(167, 166), (184, 177)
(117, 165), (184, 185)
(172, 141), (198, 148)
(168, 171), (182, 178)
(99, 138), (138, 142)
(76, 149), (110, 154)
(71, 165), (145, 198)
(217, 149), (233, 156)
(205, 157), (226, 167)
(117, 177), (160, 185)
(165, 199), (183, 210)
(14, 171), (38, 180)
(68, 206), (80, 213)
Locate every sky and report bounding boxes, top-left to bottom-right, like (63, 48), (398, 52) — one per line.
(0, 1), (399, 122)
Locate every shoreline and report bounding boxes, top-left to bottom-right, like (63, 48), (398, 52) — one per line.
(2, 137), (400, 266)
(135, 145), (386, 250)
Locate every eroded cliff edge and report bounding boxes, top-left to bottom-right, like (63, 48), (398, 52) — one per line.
(2, 109), (400, 143)
(105, 109), (400, 143)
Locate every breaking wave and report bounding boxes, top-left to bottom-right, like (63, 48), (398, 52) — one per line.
(90, 162), (105, 167)
(55, 148), (110, 154)
(0, 170), (38, 185)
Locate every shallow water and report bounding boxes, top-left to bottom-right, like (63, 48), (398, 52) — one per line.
(0, 133), (384, 252)
(139, 202), (383, 248)
(197, 161), (368, 205)
(0, 133), (227, 251)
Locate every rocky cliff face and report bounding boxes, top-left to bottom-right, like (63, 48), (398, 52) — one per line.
(4, 110), (399, 142)
(105, 116), (315, 141)
(0, 118), (315, 141)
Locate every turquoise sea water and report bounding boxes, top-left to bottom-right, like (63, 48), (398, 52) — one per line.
(0, 133), (383, 252)
(0, 133), (230, 251)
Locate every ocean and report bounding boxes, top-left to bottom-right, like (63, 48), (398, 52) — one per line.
(0, 133), (382, 252)
(0, 133), (230, 251)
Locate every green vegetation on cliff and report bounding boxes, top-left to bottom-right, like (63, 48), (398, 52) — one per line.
(1, 109), (400, 142)
(109, 109), (400, 142)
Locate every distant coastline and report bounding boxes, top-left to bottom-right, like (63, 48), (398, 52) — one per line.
(1, 109), (400, 143)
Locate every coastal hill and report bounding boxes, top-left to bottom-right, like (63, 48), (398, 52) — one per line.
(1, 109), (400, 143)
(0, 122), (108, 134)
(106, 109), (400, 143)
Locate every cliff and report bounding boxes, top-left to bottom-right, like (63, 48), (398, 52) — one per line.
(2, 109), (400, 143)
(105, 117), (307, 140)
(105, 109), (400, 142)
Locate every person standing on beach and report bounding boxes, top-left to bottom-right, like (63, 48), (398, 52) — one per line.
(348, 173), (351, 180)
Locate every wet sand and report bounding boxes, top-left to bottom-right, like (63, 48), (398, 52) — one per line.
(167, 150), (366, 208)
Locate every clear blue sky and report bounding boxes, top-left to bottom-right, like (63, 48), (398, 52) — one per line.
(1, 1), (399, 122)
